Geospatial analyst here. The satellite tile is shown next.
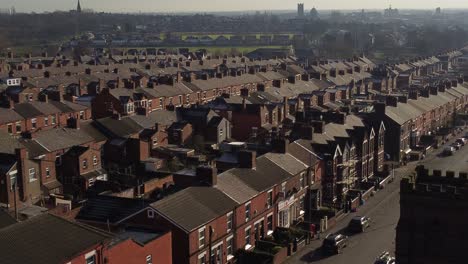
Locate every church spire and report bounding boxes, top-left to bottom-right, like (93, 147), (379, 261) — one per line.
(77, 0), (82, 13)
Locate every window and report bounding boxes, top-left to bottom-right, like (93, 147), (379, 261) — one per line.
(245, 202), (251, 222)
(28, 168), (36, 182)
(148, 100), (153, 108)
(179, 95), (183, 105)
(79, 111), (85, 120)
(55, 154), (62, 166)
(198, 254), (206, 264)
(7, 124), (13, 134)
(9, 172), (17, 191)
(281, 182), (286, 194)
(147, 210), (155, 219)
(93, 156), (98, 166)
(159, 98), (163, 106)
(152, 138), (158, 146)
(46, 167), (50, 178)
(245, 227), (251, 247)
(267, 214), (273, 232)
(186, 94), (190, 104)
(169, 97), (173, 105)
(125, 104), (134, 114)
(44, 117), (49, 126)
(219, 128), (223, 138)
(198, 227), (206, 248)
(31, 118), (37, 129)
(85, 254), (96, 264)
(82, 159), (88, 169)
(51, 115), (56, 125)
(267, 190), (273, 208)
(227, 212), (233, 232)
(227, 237), (234, 258)
(300, 173), (306, 189)
(15, 122), (21, 133)
(146, 255), (152, 264)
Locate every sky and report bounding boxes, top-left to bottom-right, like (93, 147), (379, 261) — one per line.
(2, 0), (468, 13)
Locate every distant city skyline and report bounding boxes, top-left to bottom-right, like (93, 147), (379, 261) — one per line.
(1, 0), (468, 13)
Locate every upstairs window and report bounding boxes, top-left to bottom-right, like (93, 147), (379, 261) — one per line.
(245, 202), (251, 222)
(31, 118), (37, 129)
(28, 168), (36, 182)
(198, 227), (206, 248)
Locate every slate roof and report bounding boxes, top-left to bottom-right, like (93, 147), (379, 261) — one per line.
(0, 214), (111, 264)
(0, 108), (24, 125)
(76, 196), (150, 225)
(129, 110), (178, 128)
(33, 128), (95, 151)
(0, 131), (24, 155)
(94, 116), (143, 138)
(151, 187), (238, 232)
(13, 103), (43, 119)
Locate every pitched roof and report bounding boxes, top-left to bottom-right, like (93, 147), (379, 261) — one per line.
(151, 187), (238, 232)
(0, 108), (24, 125)
(13, 103), (43, 119)
(94, 116), (143, 138)
(76, 196), (150, 225)
(33, 128), (95, 152)
(0, 214), (111, 264)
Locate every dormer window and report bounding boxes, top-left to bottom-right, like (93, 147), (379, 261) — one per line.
(125, 103), (134, 114)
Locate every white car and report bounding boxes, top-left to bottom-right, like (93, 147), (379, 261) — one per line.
(374, 251), (396, 264)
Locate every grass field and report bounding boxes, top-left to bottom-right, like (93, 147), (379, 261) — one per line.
(176, 33), (296, 41)
(126, 45), (290, 55)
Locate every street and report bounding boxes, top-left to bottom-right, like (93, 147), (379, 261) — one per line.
(286, 133), (468, 264)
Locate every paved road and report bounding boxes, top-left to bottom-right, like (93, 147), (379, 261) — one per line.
(420, 136), (468, 173)
(286, 132), (468, 264)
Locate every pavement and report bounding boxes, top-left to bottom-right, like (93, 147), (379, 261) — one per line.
(285, 130), (468, 264)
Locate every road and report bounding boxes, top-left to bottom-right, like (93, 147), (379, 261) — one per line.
(286, 131), (468, 264)
(419, 137), (468, 173)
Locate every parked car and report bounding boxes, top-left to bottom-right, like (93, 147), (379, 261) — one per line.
(456, 138), (467, 146)
(322, 233), (348, 255)
(443, 146), (456, 156)
(374, 251), (396, 264)
(348, 216), (371, 233)
(451, 142), (462, 150)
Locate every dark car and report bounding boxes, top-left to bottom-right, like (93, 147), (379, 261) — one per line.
(348, 216), (371, 233)
(322, 233), (348, 255)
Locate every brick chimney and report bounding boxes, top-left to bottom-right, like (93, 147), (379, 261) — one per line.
(39, 94), (48, 103)
(67, 117), (80, 129)
(300, 125), (314, 140)
(408, 90), (418, 100)
(374, 102), (386, 116)
(420, 89), (430, 98)
(311, 121), (324, 134)
(438, 84), (446, 93)
(272, 138), (289, 153)
(238, 150), (256, 169)
(273, 80), (282, 88)
(398, 95), (408, 103)
(385, 96), (398, 107)
(196, 166), (217, 186)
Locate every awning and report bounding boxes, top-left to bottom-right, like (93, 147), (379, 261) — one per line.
(43, 180), (62, 191)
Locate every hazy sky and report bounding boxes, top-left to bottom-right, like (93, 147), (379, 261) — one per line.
(2, 0), (468, 13)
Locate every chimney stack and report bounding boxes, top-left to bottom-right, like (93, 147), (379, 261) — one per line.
(196, 166), (217, 186)
(238, 150), (256, 169)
